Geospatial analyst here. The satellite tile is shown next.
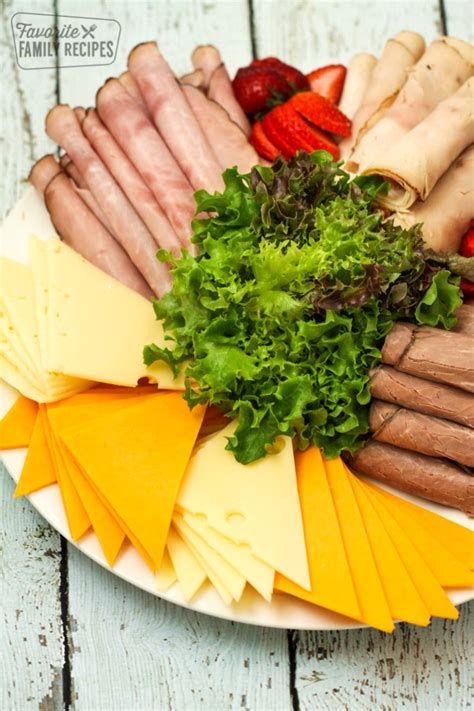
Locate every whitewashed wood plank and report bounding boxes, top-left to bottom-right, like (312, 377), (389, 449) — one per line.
(67, 546), (290, 711)
(251, 0), (444, 70)
(293, 604), (473, 710)
(2, 0), (58, 217)
(1, 465), (65, 710)
(444, 0), (474, 42)
(57, 0), (252, 108)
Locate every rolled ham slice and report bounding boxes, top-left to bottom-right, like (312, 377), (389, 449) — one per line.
(348, 441), (474, 515)
(118, 71), (149, 114)
(353, 38), (474, 170)
(340, 31), (425, 161)
(96, 78), (196, 248)
(369, 365), (474, 429)
(45, 104), (171, 297)
(60, 153), (86, 188)
(454, 304), (474, 337)
(381, 322), (474, 393)
(29, 156), (152, 299)
(363, 78), (474, 211)
(128, 42), (224, 192)
(58, 152), (112, 230)
(208, 63), (251, 137)
(369, 401), (474, 467)
(181, 84), (258, 172)
(393, 145), (474, 252)
(191, 45), (221, 86)
(180, 69), (205, 88)
(338, 53), (377, 121)
(82, 108), (182, 256)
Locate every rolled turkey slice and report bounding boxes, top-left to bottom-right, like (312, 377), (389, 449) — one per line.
(369, 401), (474, 467)
(381, 322), (474, 393)
(340, 30), (425, 161)
(208, 63), (251, 137)
(369, 365), (474, 428)
(82, 108), (182, 256)
(393, 145), (474, 252)
(353, 37), (474, 170)
(348, 441), (474, 515)
(182, 84), (258, 172)
(363, 78), (474, 211)
(338, 53), (377, 121)
(29, 156), (152, 299)
(128, 42), (224, 192)
(45, 104), (171, 297)
(96, 78), (196, 249)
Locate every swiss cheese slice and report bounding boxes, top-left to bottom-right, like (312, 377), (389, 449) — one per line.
(14, 405), (56, 497)
(0, 396), (38, 449)
(275, 447), (360, 621)
(349, 474), (430, 626)
(363, 485), (459, 619)
(41, 238), (182, 389)
(174, 513), (246, 602)
(166, 526), (206, 601)
(363, 482), (473, 588)
(60, 392), (205, 569)
(324, 457), (394, 632)
(177, 421), (310, 590)
(182, 510), (274, 601)
(155, 549), (177, 592)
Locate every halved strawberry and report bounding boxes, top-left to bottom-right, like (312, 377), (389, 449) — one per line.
(289, 91), (351, 137)
(233, 66), (292, 116)
(250, 121), (280, 161)
(306, 64), (346, 104)
(262, 104), (340, 160)
(251, 57), (309, 91)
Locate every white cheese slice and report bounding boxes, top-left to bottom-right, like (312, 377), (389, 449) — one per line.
(177, 422), (310, 590)
(166, 526), (206, 602)
(181, 510), (274, 601)
(41, 238), (182, 389)
(0, 186), (57, 263)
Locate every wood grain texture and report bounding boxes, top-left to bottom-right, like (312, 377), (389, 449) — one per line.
(57, 0), (253, 107)
(66, 545), (290, 711)
(1, 467), (65, 711)
(292, 605), (474, 710)
(1, 0), (58, 217)
(444, 0), (474, 42)
(251, 0), (444, 69)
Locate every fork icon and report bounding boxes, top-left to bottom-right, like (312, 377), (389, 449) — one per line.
(81, 24), (97, 38)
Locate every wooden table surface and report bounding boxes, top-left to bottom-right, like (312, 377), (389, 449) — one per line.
(1, 1), (473, 709)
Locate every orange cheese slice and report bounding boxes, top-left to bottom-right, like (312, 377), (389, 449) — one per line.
(349, 474), (430, 626)
(275, 447), (360, 622)
(324, 456), (394, 632)
(14, 406), (56, 497)
(362, 485), (459, 619)
(60, 392), (206, 569)
(363, 481), (474, 571)
(0, 396), (38, 449)
(362, 481), (473, 589)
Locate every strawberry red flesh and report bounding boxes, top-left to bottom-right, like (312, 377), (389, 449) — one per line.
(289, 91), (351, 137)
(250, 121), (280, 161)
(262, 104), (340, 160)
(251, 57), (309, 91)
(459, 226), (474, 258)
(306, 64), (346, 104)
(232, 66), (293, 116)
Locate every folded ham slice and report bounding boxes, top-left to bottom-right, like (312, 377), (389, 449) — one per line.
(128, 42), (224, 192)
(208, 63), (251, 137)
(352, 37), (473, 170)
(182, 84), (258, 172)
(45, 104), (171, 297)
(394, 145), (474, 252)
(82, 108), (182, 256)
(96, 78), (196, 249)
(340, 31), (425, 161)
(29, 156), (153, 299)
(362, 78), (474, 210)
(338, 53), (377, 121)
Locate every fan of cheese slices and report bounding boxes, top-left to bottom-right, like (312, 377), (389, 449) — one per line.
(1, 195), (473, 633)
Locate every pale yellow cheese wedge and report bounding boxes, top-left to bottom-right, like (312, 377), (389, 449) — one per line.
(177, 421), (310, 590)
(166, 526), (207, 601)
(182, 510), (274, 601)
(155, 549), (177, 592)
